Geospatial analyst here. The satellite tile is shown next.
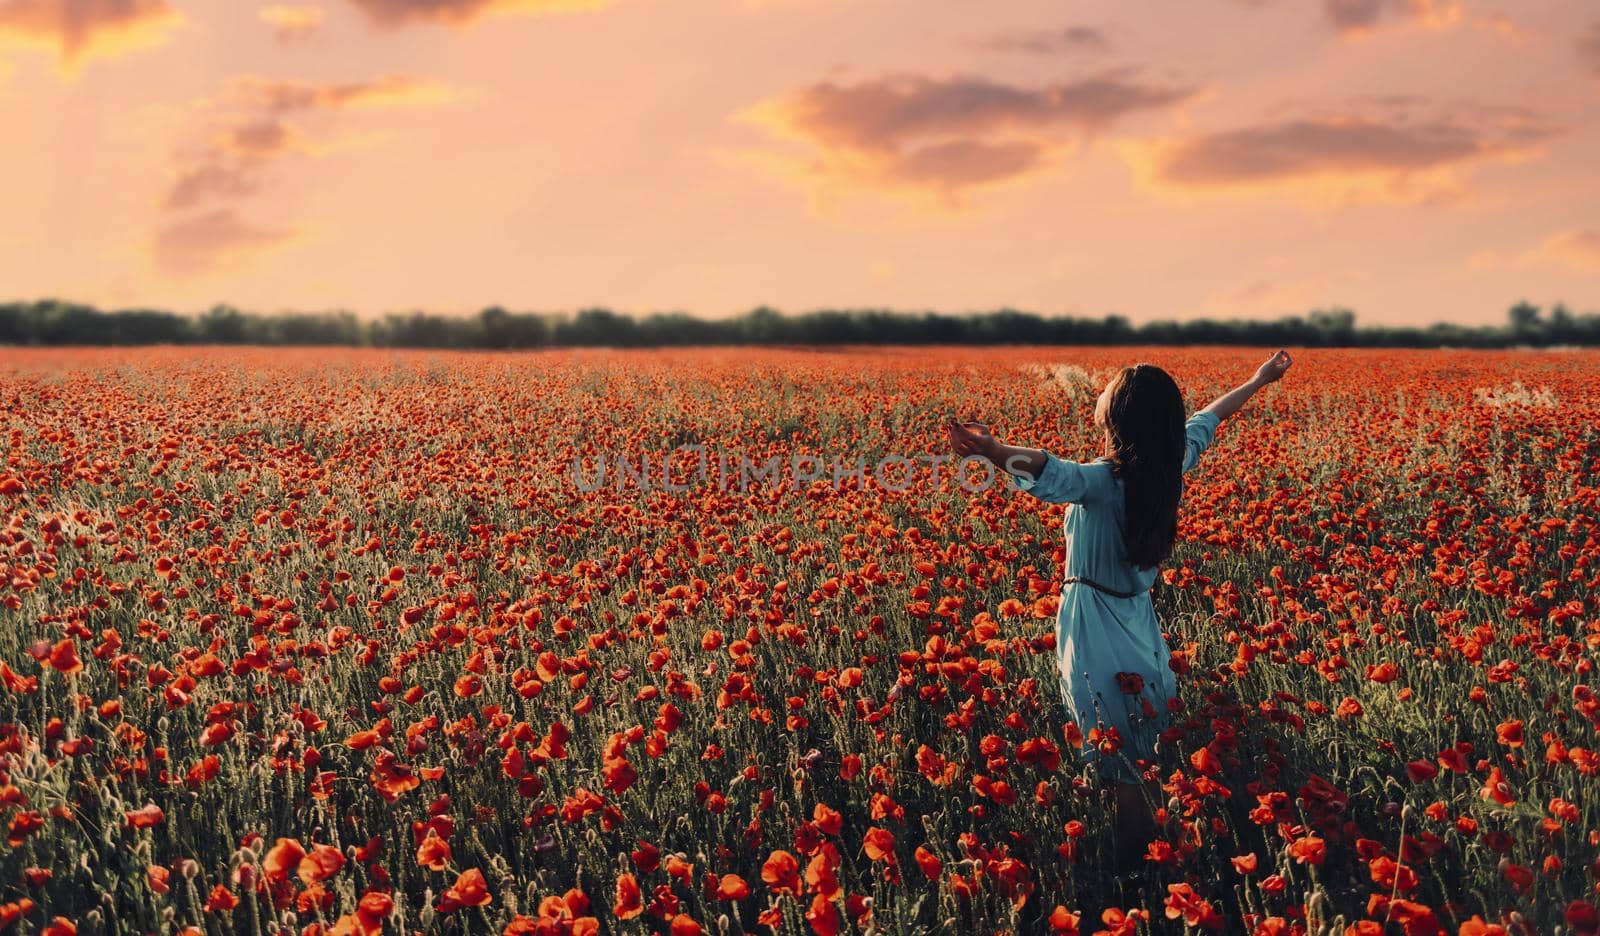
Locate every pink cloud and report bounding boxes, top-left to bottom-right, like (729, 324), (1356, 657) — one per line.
(153, 209), (296, 274)
(741, 71), (1194, 202)
(1530, 229), (1600, 273)
(982, 26), (1111, 56)
(1127, 106), (1557, 205)
(1579, 22), (1600, 77)
(155, 75), (453, 272)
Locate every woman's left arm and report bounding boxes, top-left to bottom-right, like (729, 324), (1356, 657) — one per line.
(1200, 350), (1293, 424)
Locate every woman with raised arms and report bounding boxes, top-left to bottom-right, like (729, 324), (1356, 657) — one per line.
(947, 350), (1293, 876)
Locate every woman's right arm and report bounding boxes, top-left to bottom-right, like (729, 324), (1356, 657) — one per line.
(946, 419), (1044, 478)
(946, 419), (1086, 503)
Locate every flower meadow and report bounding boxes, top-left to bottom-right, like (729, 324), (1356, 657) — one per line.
(1, 345), (1598, 936)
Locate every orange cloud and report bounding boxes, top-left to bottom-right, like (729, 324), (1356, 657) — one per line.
(222, 118), (301, 157)
(155, 75), (453, 273)
(1474, 12), (1527, 41)
(1528, 229), (1600, 273)
(234, 74), (453, 112)
(153, 209), (297, 274)
(165, 158), (262, 212)
(981, 26), (1111, 56)
(1126, 107), (1555, 206)
(1231, 0), (1466, 37)
(259, 5), (326, 42)
(740, 72), (1194, 207)
(1201, 269), (1372, 318)
(0, 0), (181, 67)
(1323, 0), (1462, 36)
(760, 73), (1193, 151)
(343, 0), (611, 28)
(1580, 22), (1600, 77)
(163, 76), (445, 208)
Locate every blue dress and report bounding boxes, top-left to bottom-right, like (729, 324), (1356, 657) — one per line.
(1007, 410), (1220, 782)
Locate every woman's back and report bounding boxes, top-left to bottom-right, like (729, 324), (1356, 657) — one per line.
(1010, 410), (1221, 598)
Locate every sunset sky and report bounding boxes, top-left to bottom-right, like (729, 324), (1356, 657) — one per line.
(2, 0), (1598, 325)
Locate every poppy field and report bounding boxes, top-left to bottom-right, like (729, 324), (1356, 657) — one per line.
(1, 344), (1598, 936)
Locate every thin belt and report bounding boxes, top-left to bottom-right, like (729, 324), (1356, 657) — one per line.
(1062, 576), (1148, 600)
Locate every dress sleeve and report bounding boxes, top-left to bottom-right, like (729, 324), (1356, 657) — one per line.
(1182, 410), (1221, 474)
(1006, 451), (1089, 504)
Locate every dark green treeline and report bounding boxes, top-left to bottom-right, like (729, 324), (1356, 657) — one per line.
(2, 300), (1596, 348)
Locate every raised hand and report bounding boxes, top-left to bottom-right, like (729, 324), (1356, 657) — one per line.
(946, 418), (1049, 480)
(946, 419), (997, 462)
(1253, 349), (1293, 386)
(1202, 350), (1295, 423)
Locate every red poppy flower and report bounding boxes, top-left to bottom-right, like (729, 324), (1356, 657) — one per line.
(862, 828), (895, 862)
(1480, 767), (1516, 806)
(124, 804), (164, 829)
(761, 850), (801, 895)
(263, 838), (306, 883)
(438, 868), (491, 911)
(613, 873), (643, 919)
(714, 874), (749, 900)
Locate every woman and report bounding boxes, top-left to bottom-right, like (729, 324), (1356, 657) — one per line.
(947, 350), (1292, 871)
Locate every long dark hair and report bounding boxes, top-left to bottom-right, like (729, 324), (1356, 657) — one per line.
(1099, 364), (1186, 569)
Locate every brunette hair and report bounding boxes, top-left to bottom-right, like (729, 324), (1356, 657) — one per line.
(1099, 364), (1186, 569)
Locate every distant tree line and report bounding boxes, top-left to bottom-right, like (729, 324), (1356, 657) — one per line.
(1, 299), (1596, 349)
